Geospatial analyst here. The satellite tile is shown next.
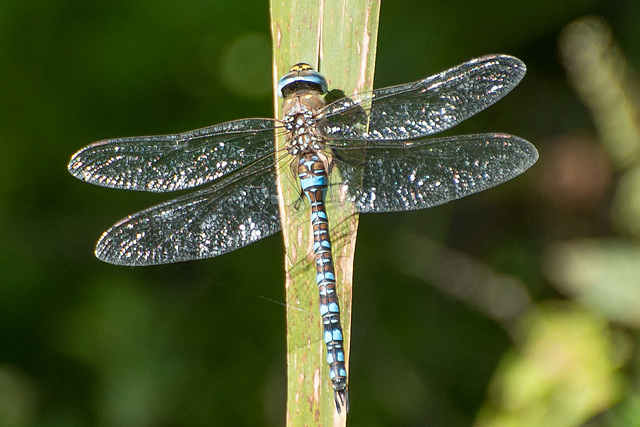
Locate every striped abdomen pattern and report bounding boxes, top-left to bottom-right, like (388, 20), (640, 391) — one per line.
(297, 152), (348, 410)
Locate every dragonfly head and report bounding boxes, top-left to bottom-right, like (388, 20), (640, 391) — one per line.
(278, 63), (328, 98)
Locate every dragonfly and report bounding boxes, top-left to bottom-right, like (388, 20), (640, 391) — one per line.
(68, 54), (538, 413)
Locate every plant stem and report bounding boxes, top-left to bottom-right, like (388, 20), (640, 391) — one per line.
(270, 0), (380, 425)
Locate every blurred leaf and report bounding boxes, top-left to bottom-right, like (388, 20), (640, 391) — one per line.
(605, 393), (640, 427)
(396, 234), (532, 328)
(476, 303), (624, 427)
(612, 165), (640, 236)
(560, 16), (640, 170)
(0, 366), (37, 427)
(543, 239), (640, 327)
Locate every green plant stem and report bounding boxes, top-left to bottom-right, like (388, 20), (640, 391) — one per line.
(270, 0), (380, 425)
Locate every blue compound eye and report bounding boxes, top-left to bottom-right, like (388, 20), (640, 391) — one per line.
(277, 63), (329, 98)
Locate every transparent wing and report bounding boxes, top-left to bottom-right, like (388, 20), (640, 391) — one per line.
(95, 156), (280, 266)
(68, 118), (279, 192)
(329, 133), (537, 213)
(320, 55), (526, 141)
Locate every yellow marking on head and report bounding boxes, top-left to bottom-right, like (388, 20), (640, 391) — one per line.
(290, 63), (314, 72)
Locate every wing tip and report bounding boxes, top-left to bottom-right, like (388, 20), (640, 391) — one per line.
(94, 238), (151, 267)
(490, 133), (539, 171)
(480, 53), (526, 68)
(475, 54), (527, 83)
(67, 148), (85, 177)
(95, 231), (124, 266)
(94, 222), (152, 267)
(67, 144), (106, 185)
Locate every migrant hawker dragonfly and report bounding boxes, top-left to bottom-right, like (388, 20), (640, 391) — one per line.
(68, 54), (538, 413)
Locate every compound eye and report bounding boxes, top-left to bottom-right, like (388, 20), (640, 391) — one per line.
(277, 65), (328, 98)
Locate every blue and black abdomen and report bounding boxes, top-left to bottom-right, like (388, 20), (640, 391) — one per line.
(298, 153), (348, 411)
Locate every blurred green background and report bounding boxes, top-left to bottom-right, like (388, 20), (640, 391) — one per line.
(2, 0), (640, 425)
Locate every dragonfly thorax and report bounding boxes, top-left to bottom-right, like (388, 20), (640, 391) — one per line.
(282, 93), (326, 156)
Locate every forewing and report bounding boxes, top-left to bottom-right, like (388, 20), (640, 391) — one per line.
(68, 118), (278, 192)
(95, 156), (280, 266)
(330, 134), (537, 213)
(320, 55), (526, 141)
